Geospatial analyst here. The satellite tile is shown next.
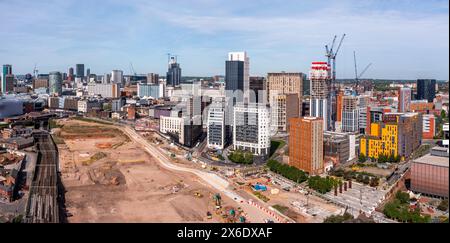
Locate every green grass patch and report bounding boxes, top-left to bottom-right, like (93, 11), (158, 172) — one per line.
(228, 150), (254, 164)
(253, 191), (270, 203)
(270, 140), (286, 158)
(72, 117), (113, 125)
(272, 204), (289, 214)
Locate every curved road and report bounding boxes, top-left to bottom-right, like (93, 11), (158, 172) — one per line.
(120, 126), (284, 223)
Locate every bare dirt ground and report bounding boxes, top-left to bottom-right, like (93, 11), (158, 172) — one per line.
(57, 119), (239, 223)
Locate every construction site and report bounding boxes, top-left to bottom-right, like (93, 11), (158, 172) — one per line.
(56, 118), (248, 223)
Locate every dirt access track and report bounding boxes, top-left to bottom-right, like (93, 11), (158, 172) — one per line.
(56, 119), (239, 223)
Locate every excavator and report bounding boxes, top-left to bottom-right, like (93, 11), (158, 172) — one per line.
(213, 193), (222, 209)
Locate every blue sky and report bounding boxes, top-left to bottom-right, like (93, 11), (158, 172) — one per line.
(0, 0), (448, 80)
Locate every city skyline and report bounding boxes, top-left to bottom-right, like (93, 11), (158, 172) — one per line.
(0, 0), (448, 80)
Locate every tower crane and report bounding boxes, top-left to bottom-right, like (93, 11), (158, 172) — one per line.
(325, 34), (346, 131)
(353, 51), (372, 95)
(129, 62), (137, 76)
(325, 34), (346, 87)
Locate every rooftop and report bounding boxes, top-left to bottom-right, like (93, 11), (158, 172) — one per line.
(413, 154), (449, 167)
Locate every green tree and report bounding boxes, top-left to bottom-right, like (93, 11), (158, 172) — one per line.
(362, 176), (370, 185)
(369, 177), (380, 187)
(358, 154), (366, 163)
(396, 191), (410, 204)
(323, 212), (354, 223)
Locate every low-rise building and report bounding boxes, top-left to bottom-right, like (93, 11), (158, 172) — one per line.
(87, 83), (120, 98)
(77, 99), (102, 113)
(410, 147), (449, 198)
(323, 131), (352, 165)
(421, 114), (436, 140)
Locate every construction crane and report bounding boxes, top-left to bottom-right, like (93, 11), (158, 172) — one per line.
(325, 34), (346, 86)
(129, 62), (137, 76)
(325, 34), (346, 131)
(167, 53), (179, 66)
(353, 51), (372, 95)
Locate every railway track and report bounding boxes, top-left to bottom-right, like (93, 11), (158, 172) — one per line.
(24, 132), (60, 223)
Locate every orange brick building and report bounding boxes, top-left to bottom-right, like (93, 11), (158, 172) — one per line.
(289, 117), (324, 175)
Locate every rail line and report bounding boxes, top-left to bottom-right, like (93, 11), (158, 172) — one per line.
(24, 132), (60, 223)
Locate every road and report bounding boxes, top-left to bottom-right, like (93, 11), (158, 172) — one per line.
(120, 126), (285, 223)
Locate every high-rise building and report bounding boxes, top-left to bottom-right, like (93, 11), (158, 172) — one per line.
(289, 117), (324, 175)
(225, 52), (250, 143)
(249, 76), (267, 104)
(270, 94), (299, 133)
(2, 75), (14, 94)
(358, 95), (370, 134)
(309, 62), (331, 130)
(267, 72), (304, 113)
(167, 56), (181, 87)
(49, 71), (63, 96)
(68, 67), (74, 80)
(225, 52), (249, 105)
(1, 64), (12, 94)
(341, 95), (359, 132)
(76, 64), (85, 78)
(233, 103), (270, 157)
(336, 90), (344, 123)
(207, 97), (226, 150)
(147, 73), (160, 84)
(398, 87), (411, 112)
(102, 73), (111, 84)
(111, 70), (124, 85)
(416, 79), (436, 102)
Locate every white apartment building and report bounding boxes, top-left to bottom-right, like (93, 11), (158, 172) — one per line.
(160, 116), (184, 136)
(207, 99), (226, 150)
(233, 103), (270, 156)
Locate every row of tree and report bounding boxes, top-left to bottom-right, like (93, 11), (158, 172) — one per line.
(308, 176), (340, 194)
(330, 169), (379, 188)
(358, 153), (401, 163)
(266, 160), (308, 183)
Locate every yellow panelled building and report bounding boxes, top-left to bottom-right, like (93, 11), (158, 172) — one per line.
(360, 122), (399, 159)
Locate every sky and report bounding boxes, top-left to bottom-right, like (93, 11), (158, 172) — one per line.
(0, 0), (448, 80)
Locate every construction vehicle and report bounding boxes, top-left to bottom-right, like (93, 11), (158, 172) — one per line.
(213, 193), (222, 209)
(194, 192), (203, 198)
